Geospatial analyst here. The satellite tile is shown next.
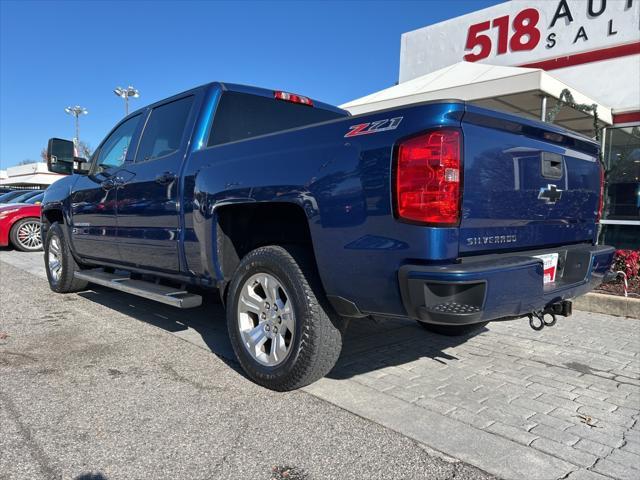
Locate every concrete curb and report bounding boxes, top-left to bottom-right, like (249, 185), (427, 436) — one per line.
(573, 292), (640, 319)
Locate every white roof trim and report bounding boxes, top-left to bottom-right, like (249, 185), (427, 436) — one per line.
(0, 174), (63, 186)
(341, 62), (613, 125)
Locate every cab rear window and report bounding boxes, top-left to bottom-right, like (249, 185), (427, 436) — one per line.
(208, 92), (344, 146)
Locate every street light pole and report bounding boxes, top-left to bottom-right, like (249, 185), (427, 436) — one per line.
(113, 86), (140, 116)
(64, 106), (88, 151)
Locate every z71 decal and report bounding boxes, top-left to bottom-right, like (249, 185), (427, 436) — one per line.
(344, 117), (403, 138)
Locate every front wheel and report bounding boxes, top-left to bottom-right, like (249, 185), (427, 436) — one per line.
(227, 245), (343, 391)
(9, 217), (42, 251)
(44, 222), (88, 293)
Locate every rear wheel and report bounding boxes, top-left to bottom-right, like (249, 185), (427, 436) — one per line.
(44, 222), (88, 293)
(417, 321), (488, 336)
(9, 217), (42, 252)
(227, 245), (343, 391)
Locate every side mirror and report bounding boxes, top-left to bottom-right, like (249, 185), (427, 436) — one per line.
(47, 138), (75, 175)
(74, 156), (91, 174)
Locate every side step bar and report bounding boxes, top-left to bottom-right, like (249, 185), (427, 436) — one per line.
(75, 269), (202, 309)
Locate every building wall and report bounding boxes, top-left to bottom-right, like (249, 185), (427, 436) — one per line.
(0, 162), (65, 188)
(399, 0), (640, 114)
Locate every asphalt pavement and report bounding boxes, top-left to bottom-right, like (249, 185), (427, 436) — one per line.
(0, 251), (494, 480)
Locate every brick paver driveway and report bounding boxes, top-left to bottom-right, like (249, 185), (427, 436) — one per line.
(308, 313), (640, 480)
(2, 249), (639, 479)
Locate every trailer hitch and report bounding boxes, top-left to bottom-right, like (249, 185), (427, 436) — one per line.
(527, 300), (572, 331)
(528, 311), (556, 330)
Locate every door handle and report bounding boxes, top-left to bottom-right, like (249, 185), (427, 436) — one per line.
(155, 171), (177, 185)
(541, 152), (563, 180)
(101, 177), (126, 190)
(101, 178), (116, 190)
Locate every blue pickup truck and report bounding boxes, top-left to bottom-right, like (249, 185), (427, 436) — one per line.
(42, 82), (614, 390)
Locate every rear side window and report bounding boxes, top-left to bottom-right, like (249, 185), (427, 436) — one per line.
(136, 96), (194, 162)
(208, 92), (344, 146)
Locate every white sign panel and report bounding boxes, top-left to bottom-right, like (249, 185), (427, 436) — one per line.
(399, 0), (640, 112)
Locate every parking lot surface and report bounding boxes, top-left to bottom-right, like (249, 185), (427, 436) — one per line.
(0, 253), (494, 480)
(1, 249), (639, 480)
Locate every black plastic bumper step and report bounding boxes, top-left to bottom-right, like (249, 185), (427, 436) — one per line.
(429, 302), (481, 314)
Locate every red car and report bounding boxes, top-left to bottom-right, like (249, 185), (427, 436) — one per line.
(0, 193), (44, 251)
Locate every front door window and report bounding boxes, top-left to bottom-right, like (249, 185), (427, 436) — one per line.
(95, 114), (142, 170)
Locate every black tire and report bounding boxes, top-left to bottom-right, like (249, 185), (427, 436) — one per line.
(417, 321), (488, 336)
(9, 217), (42, 252)
(226, 245), (343, 391)
(44, 222), (88, 293)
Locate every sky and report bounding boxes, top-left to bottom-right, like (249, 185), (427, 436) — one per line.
(0, 0), (502, 168)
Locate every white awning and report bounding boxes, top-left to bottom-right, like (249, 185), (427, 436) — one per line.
(341, 62), (613, 136)
(0, 173), (63, 187)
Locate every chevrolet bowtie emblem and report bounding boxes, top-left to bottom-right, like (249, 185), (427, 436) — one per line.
(538, 184), (563, 204)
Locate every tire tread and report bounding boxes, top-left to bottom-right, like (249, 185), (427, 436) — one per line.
(44, 222), (88, 293)
(227, 245), (342, 391)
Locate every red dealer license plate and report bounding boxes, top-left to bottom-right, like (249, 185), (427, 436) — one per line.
(534, 253), (559, 284)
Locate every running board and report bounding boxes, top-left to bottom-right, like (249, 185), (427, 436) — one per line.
(75, 270), (202, 308)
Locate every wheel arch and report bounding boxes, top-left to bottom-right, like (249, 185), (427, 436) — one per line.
(41, 205), (80, 262)
(213, 200), (320, 299)
(41, 207), (64, 226)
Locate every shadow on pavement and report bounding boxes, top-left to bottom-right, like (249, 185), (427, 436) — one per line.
(326, 316), (486, 379)
(77, 285), (484, 381)
(77, 286), (241, 372)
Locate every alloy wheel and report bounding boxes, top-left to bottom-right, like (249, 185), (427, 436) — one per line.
(47, 235), (63, 282)
(16, 220), (42, 251)
(237, 273), (295, 367)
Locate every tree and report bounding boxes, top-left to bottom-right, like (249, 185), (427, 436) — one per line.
(17, 159), (37, 166)
(76, 141), (93, 159)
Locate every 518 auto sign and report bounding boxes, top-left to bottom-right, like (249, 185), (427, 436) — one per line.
(463, 0), (638, 62)
(464, 7), (541, 61)
(463, 0), (638, 63)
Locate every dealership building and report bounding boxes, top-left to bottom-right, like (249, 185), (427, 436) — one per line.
(343, 0), (639, 249)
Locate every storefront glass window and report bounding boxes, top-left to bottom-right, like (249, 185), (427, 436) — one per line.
(600, 125), (640, 249)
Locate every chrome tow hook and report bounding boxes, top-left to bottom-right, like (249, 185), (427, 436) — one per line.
(528, 311), (557, 331)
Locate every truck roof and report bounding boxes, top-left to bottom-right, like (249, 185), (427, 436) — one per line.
(125, 81), (348, 119)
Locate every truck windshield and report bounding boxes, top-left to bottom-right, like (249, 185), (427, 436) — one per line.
(208, 92), (345, 146)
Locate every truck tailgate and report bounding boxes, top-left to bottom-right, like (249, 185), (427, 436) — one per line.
(459, 106), (602, 255)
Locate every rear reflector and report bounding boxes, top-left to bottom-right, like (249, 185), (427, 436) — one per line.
(395, 129), (462, 225)
(274, 90), (313, 106)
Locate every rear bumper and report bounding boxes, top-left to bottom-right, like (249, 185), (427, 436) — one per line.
(398, 244), (615, 326)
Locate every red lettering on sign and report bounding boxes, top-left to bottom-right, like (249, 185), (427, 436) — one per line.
(492, 15), (509, 55)
(464, 8), (541, 62)
(511, 8), (540, 52)
(464, 20), (492, 61)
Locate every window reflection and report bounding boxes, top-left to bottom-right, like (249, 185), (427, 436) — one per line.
(601, 125), (640, 249)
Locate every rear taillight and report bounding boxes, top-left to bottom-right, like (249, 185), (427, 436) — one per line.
(395, 129), (462, 225)
(274, 90), (313, 106)
(596, 164), (605, 223)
